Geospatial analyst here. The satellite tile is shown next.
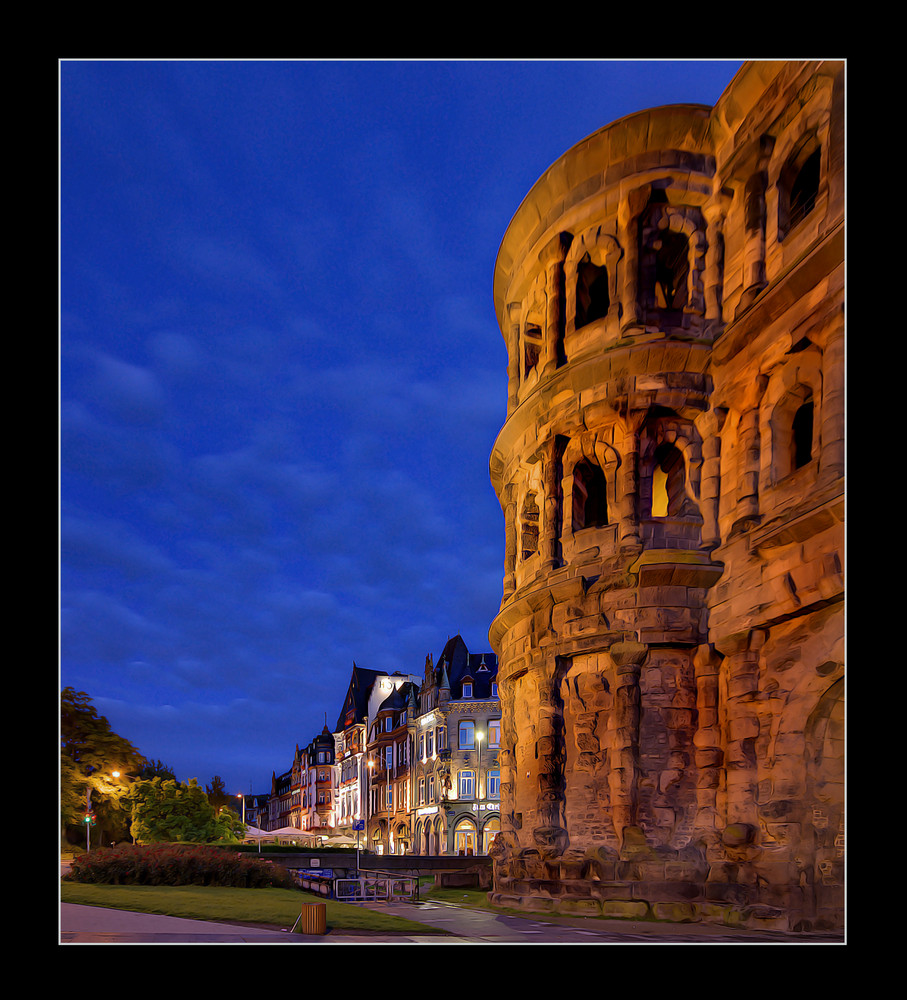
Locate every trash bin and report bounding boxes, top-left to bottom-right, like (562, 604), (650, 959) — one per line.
(297, 902), (327, 935)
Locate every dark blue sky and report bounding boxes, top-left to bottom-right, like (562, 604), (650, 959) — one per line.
(60, 58), (743, 797)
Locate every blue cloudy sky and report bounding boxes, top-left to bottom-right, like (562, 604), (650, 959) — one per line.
(60, 58), (743, 797)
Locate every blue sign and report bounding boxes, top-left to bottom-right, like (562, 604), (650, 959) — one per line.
(353, 820), (365, 831)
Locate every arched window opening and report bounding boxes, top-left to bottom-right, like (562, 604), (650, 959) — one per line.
(651, 443), (686, 517)
(788, 147), (821, 231)
(572, 460), (608, 530)
(454, 818), (477, 856)
(654, 231), (689, 311)
(523, 325), (542, 378)
(575, 255), (609, 327)
(792, 398), (814, 469)
(520, 491), (540, 560)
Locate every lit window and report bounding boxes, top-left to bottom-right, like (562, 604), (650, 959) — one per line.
(488, 719), (501, 748)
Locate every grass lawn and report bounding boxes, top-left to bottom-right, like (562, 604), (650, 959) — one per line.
(60, 882), (449, 935)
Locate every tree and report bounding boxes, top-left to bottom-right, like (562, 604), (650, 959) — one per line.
(137, 759), (178, 781)
(127, 777), (245, 844)
(61, 688), (146, 845)
(205, 775), (231, 811)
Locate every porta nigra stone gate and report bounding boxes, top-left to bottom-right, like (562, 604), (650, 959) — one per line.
(487, 60), (844, 932)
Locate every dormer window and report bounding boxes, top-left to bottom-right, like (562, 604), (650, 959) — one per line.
(462, 681), (473, 698)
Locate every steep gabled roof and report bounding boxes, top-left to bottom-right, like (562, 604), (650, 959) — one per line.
(335, 663), (383, 730)
(437, 634), (498, 699)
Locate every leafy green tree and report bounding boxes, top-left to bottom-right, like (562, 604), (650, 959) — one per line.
(127, 777), (245, 844)
(205, 775), (232, 811)
(137, 759), (178, 781)
(61, 688), (146, 846)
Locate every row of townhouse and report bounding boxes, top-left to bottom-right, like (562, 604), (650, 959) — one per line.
(242, 634), (501, 856)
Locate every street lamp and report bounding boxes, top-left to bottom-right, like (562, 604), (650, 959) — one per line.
(475, 729), (484, 855)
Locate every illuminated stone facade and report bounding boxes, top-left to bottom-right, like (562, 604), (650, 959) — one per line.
(487, 60), (844, 932)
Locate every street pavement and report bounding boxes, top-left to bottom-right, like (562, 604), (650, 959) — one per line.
(59, 897), (844, 945)
(60, 860), (842, 945)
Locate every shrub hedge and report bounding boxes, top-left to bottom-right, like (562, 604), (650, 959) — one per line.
(65, 843), (295, 889)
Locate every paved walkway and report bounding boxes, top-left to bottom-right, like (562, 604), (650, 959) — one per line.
(59, 898), (843, 945)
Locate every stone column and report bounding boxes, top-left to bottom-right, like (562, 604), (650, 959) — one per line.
(617, 413), (644, 553)
(696, 408), (725, 550)
(541, 437), (562, 570)
(532, 655), (568, 857)
(703, 194), (730, 324)
(736, 136), (774, 316)
(819, 320), (845, 484)
(540, 233), (571, 377)
(618, 187), (649, 333)
(607, 641), (647, 840)
(717, 629), (767, 836)
(693, 643), (724, 835)
(733, 391), (764, 530)
(506, 302), (521, 415)
(502, 482), (517, 600)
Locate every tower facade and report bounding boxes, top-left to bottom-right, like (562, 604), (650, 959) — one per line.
(487, 61), (844, 932)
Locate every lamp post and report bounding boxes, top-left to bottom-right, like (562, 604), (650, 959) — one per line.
(475, 729), (484, 855)
(366, 757), (375, 858)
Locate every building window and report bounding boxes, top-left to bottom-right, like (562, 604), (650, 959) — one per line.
(462, 681), (473, 698)
(487, 770), (500, 799)
(426, 729), (434, 757)
(419, 733), (425, 760)
(575, 255), (610, 328)
(488, 719), (501, 748)
(428, 774), (435, 802)
(385, 745), (393, 770)
(491, 683), (498, 698)
(654, 230), (690, 311)
(438, 726), (447, 750)
(459, 720), (475, 749)
(520, 490), (540, 560)
(792, 398), (814, 469)
(454, 818), (477, 855)
(779, 138), (822, 239)
(419, 777), (425, 805)
(458, 770), (475, 799)
(572, 459), (608, 530)
(651, 443), (686, 517)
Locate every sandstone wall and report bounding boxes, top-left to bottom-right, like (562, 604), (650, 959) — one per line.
(487, 60), (844, 932)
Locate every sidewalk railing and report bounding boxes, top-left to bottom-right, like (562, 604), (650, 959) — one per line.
(334, 873), (420, 903)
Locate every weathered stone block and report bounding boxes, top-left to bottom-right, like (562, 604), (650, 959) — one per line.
(601, 899), (650, 920)
(651, 901), (698, 923)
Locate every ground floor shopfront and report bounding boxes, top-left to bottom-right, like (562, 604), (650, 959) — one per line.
(366, 804), (501, 856)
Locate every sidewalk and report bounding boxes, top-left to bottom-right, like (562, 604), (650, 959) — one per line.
(59, 903), (463, 944)
(60, 898), (844, 945)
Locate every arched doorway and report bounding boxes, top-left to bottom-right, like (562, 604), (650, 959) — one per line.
(454, 817), (477, 856)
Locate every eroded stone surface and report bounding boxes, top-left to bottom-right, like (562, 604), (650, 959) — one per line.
(488, 60), (844, 932)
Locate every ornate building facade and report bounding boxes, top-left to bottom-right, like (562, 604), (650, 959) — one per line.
(410, 636), (501, 857)
(487, 60), (844, 932)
